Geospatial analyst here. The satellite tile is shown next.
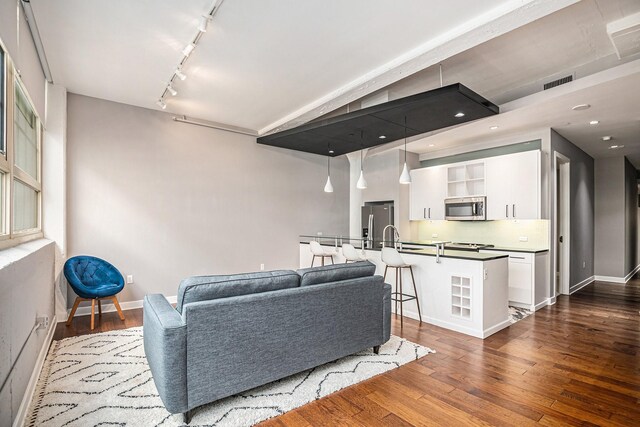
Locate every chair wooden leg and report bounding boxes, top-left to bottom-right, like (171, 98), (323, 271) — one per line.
(383, 265), (388, 281)
(90, 299), (96, 330)
(409, 266), (422, 323)
(112, 296), (125, 321)
(330, 256), (334, 265)
(66, 297), (82, 326)
(311, 255), (315, 267)
(321, 256), (325, 266)
(394, 267), (399, 317)
(98, 299), (102, 317)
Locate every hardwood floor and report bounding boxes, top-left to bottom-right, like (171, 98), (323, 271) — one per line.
(53, 278), (640, 426)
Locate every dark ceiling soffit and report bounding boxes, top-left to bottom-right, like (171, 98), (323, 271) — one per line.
(257, 83), (499, 157)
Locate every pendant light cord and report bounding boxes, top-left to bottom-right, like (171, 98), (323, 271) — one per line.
(404, 116), (408, 162)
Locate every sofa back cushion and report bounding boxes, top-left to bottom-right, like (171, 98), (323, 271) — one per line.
(176, 270), (300, 313)
(296, 261), (376, 287)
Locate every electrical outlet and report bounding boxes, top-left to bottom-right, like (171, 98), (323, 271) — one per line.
(126, 275), (134, 284)
(260, 263), (265, 271)
(432, 233), (438, 238)
(317, 232), (323, 236)
(483, 269), (488, 280)
(36, 316), (49, 330)
(582, 261), (586, 268)
(519, 236), (529, 242)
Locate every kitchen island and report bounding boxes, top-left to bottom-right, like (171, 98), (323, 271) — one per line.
(299, 237), (510, 339)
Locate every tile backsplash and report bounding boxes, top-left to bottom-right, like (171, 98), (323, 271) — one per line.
(413, 219), (549, 249)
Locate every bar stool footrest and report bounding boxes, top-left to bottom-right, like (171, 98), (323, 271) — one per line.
(391, 292), (418, 303)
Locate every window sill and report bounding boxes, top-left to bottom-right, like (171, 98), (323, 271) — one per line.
(0, 231), (45, 253)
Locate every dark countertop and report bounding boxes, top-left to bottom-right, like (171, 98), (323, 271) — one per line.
(481, 246), (549, 254)
(299, 241), (508, 261)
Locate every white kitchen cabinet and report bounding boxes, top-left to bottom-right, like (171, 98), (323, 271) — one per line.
(479, 249), (549, 311)
(410, 165), (446, 220)
(485, 150), (540, 220)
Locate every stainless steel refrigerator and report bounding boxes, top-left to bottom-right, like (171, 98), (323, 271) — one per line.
(362, 204), (394, 248)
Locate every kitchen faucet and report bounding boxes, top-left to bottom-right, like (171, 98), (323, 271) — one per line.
(382, 225), (402, 250)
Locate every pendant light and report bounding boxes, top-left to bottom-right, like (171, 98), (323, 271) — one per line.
(356, 131), (368, 189)
(399, 116), (411, 184)
(324, 147), (334, 193)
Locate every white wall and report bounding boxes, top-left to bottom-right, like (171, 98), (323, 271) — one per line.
(0, 240), (55, 427)
(0, 4), (53, 426)
(66, 94), (350, 306)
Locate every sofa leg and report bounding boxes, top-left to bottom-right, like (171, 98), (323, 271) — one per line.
(373, 345), (380, 355)
(183, 410), (192, 425)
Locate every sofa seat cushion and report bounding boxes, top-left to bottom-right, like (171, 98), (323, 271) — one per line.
(297, 261), (376, 287)
(176, 270), (300, 313)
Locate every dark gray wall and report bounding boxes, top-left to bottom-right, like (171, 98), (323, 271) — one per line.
(624, 157), (638, 275)
(550, 130), (594, 289)
(594, 157), (625, 277)
(67, 94), (350, 305)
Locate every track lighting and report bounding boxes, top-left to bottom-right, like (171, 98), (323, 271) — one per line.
(156, 99), (167, 110)
(198, 15), (211, 32)
(167, 85), (177, 96)
(182, 43), (195, 56)
(175, 69), (186, 81)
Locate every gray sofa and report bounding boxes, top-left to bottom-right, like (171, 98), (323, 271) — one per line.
(143, 261), (391, 423)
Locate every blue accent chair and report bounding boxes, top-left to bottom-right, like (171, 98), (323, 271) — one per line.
(64, 256), (126, 330)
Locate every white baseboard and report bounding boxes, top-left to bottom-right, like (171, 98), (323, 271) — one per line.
(533, 299), (549, 311)
(12, 318), (56, 427)
(570, 275), (595, 294)
(593, 264), (640, 285)
(63, 295), (177, 319)
(396, 308), (511, 339)
(547, 296), (557, 306)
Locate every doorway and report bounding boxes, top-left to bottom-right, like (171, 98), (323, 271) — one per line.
(554, 152), (571, 296)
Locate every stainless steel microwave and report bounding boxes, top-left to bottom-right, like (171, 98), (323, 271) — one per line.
(444, 197), (486, 221)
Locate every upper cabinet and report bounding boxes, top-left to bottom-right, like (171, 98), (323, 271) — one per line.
(409, 149), (541, 222)
(410, 166), (446, 220)
(446, 161), (485, 197)
(485, 150), (540, 220)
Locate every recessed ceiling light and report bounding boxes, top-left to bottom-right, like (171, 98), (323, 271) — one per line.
(428, 144), (435, 147)
(572, 104), (590, 111)
(378, 135), (386, 139)
(602, 136), (612, 141)
(490, 126), (499, 130)
(328, 150), (334, 154)
(609, 145), (624, 149)
(589, 120), (599, 125)
(454, 112), (465, 118)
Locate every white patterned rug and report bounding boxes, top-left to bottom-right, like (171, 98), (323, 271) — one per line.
(509, 306), (532, 323)
(27, 328), (434, 426)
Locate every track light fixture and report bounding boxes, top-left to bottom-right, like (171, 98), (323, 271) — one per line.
(198, 15), (211, 32)
(156, 1), (224, 109)
(175, 69), (186, 81)
(182, 43), (196, 56)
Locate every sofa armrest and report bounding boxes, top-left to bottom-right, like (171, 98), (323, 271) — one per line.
(143, 294), (188, 414)
(382, 283), (391, 343)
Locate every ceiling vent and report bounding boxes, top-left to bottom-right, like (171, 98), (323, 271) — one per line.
(607, 12), (640, 59)
(543, 75), (573, 90)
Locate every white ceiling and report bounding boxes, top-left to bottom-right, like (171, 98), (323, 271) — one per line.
(30, 0), (640, 167)
(31, 0), (572, 131)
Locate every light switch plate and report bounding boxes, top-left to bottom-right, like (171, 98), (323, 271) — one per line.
(432, 233), (438, 238)
(519, 236), (529, 242)
(126, 275), (134, 284)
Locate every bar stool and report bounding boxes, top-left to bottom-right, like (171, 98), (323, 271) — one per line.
(309, 241), (336, 266)
(342, 243), (367, 263)
(381, 247), (422, 328)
